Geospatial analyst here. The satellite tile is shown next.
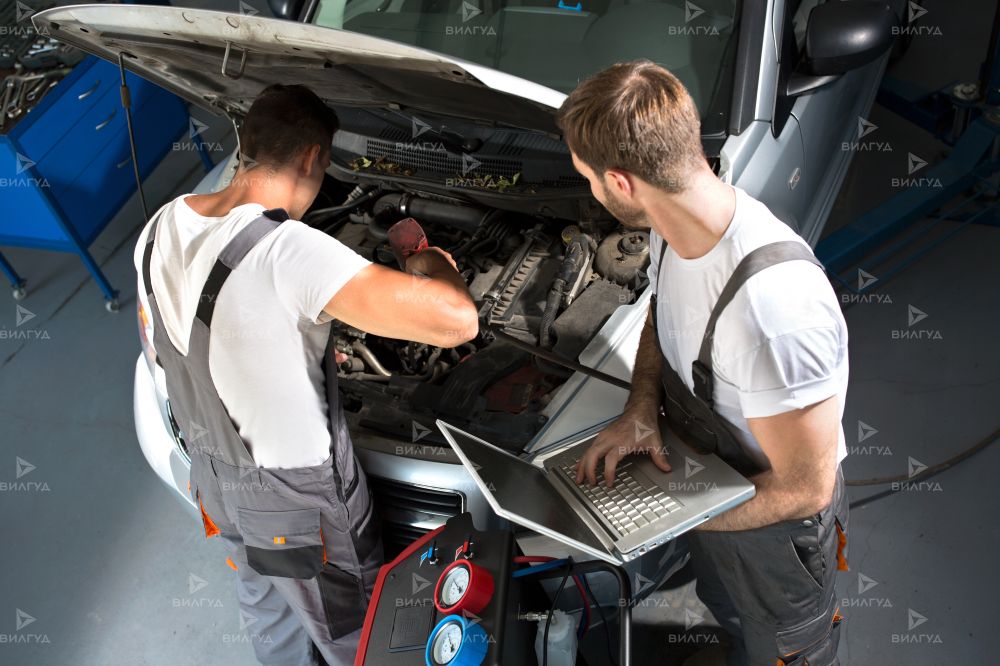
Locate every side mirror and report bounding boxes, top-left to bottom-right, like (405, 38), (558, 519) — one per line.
(787, 1), (898, 96)
(267, 0), (307, 20)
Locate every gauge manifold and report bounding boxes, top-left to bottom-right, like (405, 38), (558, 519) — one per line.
(424, 614), (489, 666)
(433, 559), (495, 615)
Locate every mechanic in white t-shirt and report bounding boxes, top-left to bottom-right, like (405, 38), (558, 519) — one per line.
(135, 84), (478, 666)
(557, 62), (850, 665)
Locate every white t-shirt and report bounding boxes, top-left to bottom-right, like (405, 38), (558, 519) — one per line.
(647, 186), (849, 470)
(134, 195), (372, 469)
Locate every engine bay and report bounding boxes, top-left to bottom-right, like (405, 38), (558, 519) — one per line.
(310, 181), (651, 451)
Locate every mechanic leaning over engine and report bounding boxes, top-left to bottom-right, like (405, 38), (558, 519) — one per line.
(563, 61), (850, 666)
(134, 84), (479, 665)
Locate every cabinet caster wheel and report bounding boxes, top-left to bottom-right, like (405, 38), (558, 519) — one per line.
(105, 298), (120, 313)
(12, 286), (26, 301)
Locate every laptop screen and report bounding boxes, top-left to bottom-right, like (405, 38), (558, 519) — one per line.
(441, 424), (608, 557)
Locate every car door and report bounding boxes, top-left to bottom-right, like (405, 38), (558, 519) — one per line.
(774, 0), (897, 245)
(725, 0), (808, 235)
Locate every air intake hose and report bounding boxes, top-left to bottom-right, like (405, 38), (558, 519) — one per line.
(540, 233), (593, 349)
(371, 193), (486, 234)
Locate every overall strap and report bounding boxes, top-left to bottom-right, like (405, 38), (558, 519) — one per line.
(649, 235), (669, 334)
(141, 214), (162, 298)
(141, 206), (289, 306)
(692, 240), (825, 405)
(194, 208), (289, 327)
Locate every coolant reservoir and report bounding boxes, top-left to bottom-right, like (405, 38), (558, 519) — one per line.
(534, 610), (577, 666)
(594, 229), (650, 285)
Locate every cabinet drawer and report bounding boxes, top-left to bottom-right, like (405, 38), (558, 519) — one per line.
(33, 72), (166, 186)
(58, 89), (188, 245)
(15, 58), (118, 162)
(33, 86), (126, 186)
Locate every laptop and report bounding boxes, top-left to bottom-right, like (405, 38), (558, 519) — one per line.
(436, 417), (755, 565)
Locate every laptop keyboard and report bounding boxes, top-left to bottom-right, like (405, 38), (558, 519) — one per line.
(558, 458), (682, 537)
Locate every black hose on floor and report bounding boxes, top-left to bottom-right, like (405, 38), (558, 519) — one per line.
(847, 425), (999, 509)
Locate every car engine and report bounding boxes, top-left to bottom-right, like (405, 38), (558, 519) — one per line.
(309, 185), (650, 450)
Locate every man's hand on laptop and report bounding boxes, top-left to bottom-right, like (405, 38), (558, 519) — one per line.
(575, 406), (671, 488)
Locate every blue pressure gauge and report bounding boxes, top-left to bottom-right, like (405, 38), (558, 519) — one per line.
(424, 614), (488, 666)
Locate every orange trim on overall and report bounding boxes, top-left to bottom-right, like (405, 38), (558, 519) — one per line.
(319, 526), (328, 565)
(836, 520), (849, 571)
(198, 496), (220, 538)
(778, 609), (845, 662)
(225, 557), (238, 571)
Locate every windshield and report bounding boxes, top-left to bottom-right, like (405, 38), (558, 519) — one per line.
(313, 0), (740, 134)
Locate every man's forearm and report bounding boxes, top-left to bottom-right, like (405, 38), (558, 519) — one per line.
(625, 307), (663, 414)
(698, 458), (837, 531)
(696, 471), (816, 531)
(698, 398), (841, 531)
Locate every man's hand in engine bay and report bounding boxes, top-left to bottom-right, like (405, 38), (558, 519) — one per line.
(404, 246), (459, 275)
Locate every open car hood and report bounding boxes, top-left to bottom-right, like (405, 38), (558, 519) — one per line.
(32, 4), (565, 134)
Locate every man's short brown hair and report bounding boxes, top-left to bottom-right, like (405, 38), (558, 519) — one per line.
(555, 60), (705, 193)
(240, 84), (339, 168)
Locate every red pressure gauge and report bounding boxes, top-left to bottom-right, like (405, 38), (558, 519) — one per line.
(433, 559), (495, 615)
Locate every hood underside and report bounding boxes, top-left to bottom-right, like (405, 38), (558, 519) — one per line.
(32, 4), (564, 134)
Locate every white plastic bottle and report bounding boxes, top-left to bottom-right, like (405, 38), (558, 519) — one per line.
(534, 610), (578, 666)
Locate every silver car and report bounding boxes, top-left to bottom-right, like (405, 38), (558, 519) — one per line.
(37, 0), (897, 587)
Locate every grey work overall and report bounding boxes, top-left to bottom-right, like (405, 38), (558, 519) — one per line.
(652, 240), (849, 666)
(142, 209), (382, 666)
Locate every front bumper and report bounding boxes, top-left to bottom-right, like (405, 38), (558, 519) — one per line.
(132, 354), (195, 513)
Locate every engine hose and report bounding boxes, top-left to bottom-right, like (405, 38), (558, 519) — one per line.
(372, 192), (487, 234)
(416, 348), (443, 381)
(352, 340), (392, 377)
(539, 278), (566, 349)
(338, 372), (391, 382)
(303, 187), (381, 227)
(452, 212), (502, 259)
(540, 238), (590, 348)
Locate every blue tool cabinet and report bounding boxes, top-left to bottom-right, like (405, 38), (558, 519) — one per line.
(0, 55), (195, 311)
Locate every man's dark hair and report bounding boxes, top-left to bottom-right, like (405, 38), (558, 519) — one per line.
(239, 84), (339, 168)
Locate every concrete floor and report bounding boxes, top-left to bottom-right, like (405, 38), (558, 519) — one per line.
(1, 0), (997, 664)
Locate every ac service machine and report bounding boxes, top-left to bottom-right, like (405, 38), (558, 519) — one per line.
(354, 513), (632, 666)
